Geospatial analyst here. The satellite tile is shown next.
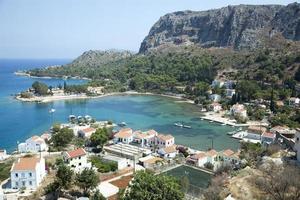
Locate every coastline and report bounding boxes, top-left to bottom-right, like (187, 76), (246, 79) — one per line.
(15, 91), (196, 104)
(14, 71), (91, 81)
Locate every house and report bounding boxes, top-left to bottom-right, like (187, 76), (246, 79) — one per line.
(157, 145), (177, 158)
(40, 133), (51, 141)
(210, 94), (221, 102)
(270, 126), (296, 139)
(294, 132), (300, 162)
(18, 135), (48, 153)
(225, 89), (236, 98)
(219, 149), (240, 165)
(261, 132), (276, 145)
(289, 97), (300, 106)
(0, 150), (9, 161)
(156, 134), (175, 148)
(114, 128), (134, 144)
(133, 130), (157, 147)
(211, 80), (225, 88)
(230, 104), (247, 119)
(87, 86), (104, 95)
(188, 152), (208, 167)
(224, 80), (235, 89)
(10, 156), (46, 190)
(206, 149), (218, 165)
(78, 127), (96, 138)
(63, 148), (92, 172)
(209, 102), (222, 112)
(138, 155), (163, 169)
(245, 126), (267, 142)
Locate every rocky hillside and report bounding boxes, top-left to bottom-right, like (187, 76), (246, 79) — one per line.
(140, 3), (300, 53)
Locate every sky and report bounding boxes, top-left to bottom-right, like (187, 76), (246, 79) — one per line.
(0, 0), (297, 59)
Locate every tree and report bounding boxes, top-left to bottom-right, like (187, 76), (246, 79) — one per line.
(76, 168), (99, 196)
(50, 127), (74, 149)
(90, 128), (109, 148)
(32, 81), (49, 96)
(123, 171), (184, 200)
(56, 164), (74, 190)
(91, 190), (106, 200)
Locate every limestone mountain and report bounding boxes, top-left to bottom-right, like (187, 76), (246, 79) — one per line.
(139, 3), (300, 53)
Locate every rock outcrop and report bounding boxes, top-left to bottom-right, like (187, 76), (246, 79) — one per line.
(139, 3), (300, 53)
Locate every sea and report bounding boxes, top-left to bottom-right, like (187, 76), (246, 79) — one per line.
(0, 59), (239, 152)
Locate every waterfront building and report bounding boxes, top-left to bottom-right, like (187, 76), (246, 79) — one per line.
(10, 156), (46, 190)
(225, 89), (236, 98)
(114, 128), (134, 144)
(187, 152), (208, 167)
(0, 149), (9, 161)
(219, 149), (240, 165)
(18, 135), (48, 153)
(289, 97), (300, 106)
(63, 148), (92, 172)
(78, 127), (96, 138)
(138, 155), (163, 169)
(156, 134), (175, 148)
(133, 130), (157, 147)
(209, 94), (221, 102)
(157, 145), (177, 158)
(206, 149), (218, 165)
(230, 103), (247, 119)
(209, 102), (222, 112)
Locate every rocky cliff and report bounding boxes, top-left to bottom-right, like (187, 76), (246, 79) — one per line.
(139, 3), (300, 53)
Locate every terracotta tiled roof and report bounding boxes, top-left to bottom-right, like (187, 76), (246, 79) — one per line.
(81, 127), (96, 133)
(134, 130), (157, 139)
(66, 148), (86, 159)
(162, 145), (177, 154)
(191, 152), (207, 160)
(115, 128), (133, 139)
(262, 132), (276, 138)
(12, 157), (40, 171)
(157, 134), (174, 141)
(223, 149), (235, 157)
(206, 149), (217, 157)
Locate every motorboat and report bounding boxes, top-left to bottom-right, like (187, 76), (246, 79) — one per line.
(174, 122), (183, 127)
(49, 108), (56, 113)
(183, 125), (192, 129)
(118, 122), (127, 127)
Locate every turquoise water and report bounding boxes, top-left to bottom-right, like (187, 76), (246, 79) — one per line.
(0, 59), (239, 152)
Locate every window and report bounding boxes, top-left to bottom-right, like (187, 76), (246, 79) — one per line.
(15, 173), (18, 178)
(22, 181), (25, 186)
(79, 156), (81, 159)
(21, 173), (25, 178)
(297, 137), (299, 142)
(79, 163), (82, 166)
(29, 172), (32, 177)
(16, 182), (18, 186)
(29, 181), (32, 185)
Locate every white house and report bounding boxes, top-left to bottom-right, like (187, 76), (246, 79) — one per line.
(219, 149), (240, 165)
(138, 155), (163, 169)
(63, 148), (92, 172)
(209, 102), (222, 112)
(10, 156), (46, 190)
(289, 97), (300, 106)
(157, 145), (177, 158)
(225, 89), (236, 98)
(114, 128), (134, 144)
(0, 150), (9, 161)
(230, 103), (247, 119)
(188, 152), (208, 167)
(18, 135), (48, 153)
(78, 127), (96, 138)
(210, 94), (221, 102)
(156, 134), (175, 148)
(294, 132), (300, 162)
(211, 80), (225, 88)
(133, 130), (157, 147)
(206, 149), (218, 165)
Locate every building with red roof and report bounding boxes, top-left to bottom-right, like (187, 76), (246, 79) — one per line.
(63, 148), (91, 172)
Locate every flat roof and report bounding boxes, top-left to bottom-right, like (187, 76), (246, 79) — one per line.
(102, 154), (126, 162)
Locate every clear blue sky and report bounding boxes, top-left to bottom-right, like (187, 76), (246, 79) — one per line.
(0, 0), (296, 59)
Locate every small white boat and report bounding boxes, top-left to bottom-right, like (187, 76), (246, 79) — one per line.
(49, 108), (55, 113)
(221, 123), (226, 126)
(183, 125), (192, 129)
(174, 123), (183, 127)
(118, 122), (127, 127)
(209, 121), (214, 123)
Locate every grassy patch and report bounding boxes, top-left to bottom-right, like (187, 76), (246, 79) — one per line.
(89, 156), (117, 173)
(0, 159), (14, 182)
